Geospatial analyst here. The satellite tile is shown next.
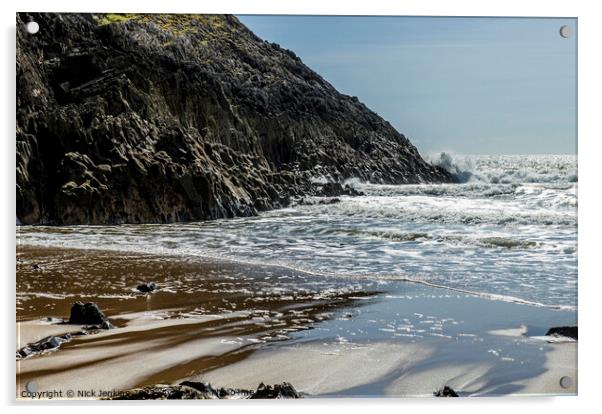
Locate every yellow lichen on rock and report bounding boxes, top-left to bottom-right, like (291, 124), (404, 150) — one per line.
(96, 13), (228, 38)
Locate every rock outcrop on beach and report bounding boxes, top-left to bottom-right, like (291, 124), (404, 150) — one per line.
(68, 302), (109, 325)
(17, 303), (113, 360)
(434, 386), (459, 397)
(109, 381), (301, 399)
(546, 326), (577, 340)
(17, 13), (454, 225)
(17, 332), (75, 360)
(136, 282), (156, 293)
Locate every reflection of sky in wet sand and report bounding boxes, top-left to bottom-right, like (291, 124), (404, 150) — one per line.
(318, 292), (575, 396)
(17, 246), (576, 397)
(201, 286), (576, 396)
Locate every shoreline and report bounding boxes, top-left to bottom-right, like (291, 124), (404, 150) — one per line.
(16, 245), (577, 398)
(16, 233), (576, 313)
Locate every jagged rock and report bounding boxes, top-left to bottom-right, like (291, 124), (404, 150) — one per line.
(434, 386), (459, 397)
(136, 282), (156, 293)
(546, 326), (577, 340)
(108, 381), (300, 400)
(110, 385), (210, 400)
(16, 13), (454, 225)
(178, 381), (249, 399)
(16, 333), (72, 359)
(318, 182), (364, 197)
(84, 320), (114, 330)
(250, 382), (300, 399)
(68, 302), (107, 325)
(178, 381), (221, 398)
(15, 323), (107, 360)
(297, 197), (341, 206)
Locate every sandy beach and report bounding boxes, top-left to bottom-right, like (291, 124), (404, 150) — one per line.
(16, 245), (576, 399)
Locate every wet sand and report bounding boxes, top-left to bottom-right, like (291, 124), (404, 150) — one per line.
(197, 292), (577, 397)
(16, 245), (380, 397)
(16, 245), (576, 399)
(199, 340), (576, 397)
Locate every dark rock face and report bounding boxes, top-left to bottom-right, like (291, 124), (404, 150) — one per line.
(16, 13), (454, 225)
(68, 302), (107, 325)
(434, 386), (459, 397)
(546, 326), (577, 340)
(110, 381), (301, 400)
(318, 182), (364, 197)
(297, 197), (341, 206)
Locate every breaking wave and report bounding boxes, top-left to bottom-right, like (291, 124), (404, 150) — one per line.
(428, 152), (577, 185)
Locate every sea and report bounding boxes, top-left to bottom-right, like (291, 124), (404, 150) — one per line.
(17, 153), (578, 311)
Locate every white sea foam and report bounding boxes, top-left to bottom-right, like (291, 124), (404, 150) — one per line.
(17, 155), (577, 310)
(427, 153), (577, 184)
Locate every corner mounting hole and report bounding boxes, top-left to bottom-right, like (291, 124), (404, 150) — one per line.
(559, 25), (572, 39)
(26, 21), (39, 34)
(559, 376), (573, 389)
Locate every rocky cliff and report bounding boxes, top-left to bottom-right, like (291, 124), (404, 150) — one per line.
(16, 13), (453, 225)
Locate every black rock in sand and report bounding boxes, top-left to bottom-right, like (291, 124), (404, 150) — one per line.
(109, 381), (301, 400)
(136, 282), (156, 293)
(546, 326), (577, 340)
(434, 386), (459, 397)
(17, 333), (73, 359)
(249, 382), (300, 399)
(68, 302), (108, 325)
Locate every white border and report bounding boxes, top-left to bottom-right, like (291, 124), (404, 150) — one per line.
(3, 1), (600, 413)
(6, 0), (585, 17)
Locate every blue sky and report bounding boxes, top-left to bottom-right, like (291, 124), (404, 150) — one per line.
(237, 16), (577, 155)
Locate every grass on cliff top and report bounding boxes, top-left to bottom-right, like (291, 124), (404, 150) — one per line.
(97, 13), (228, 38)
